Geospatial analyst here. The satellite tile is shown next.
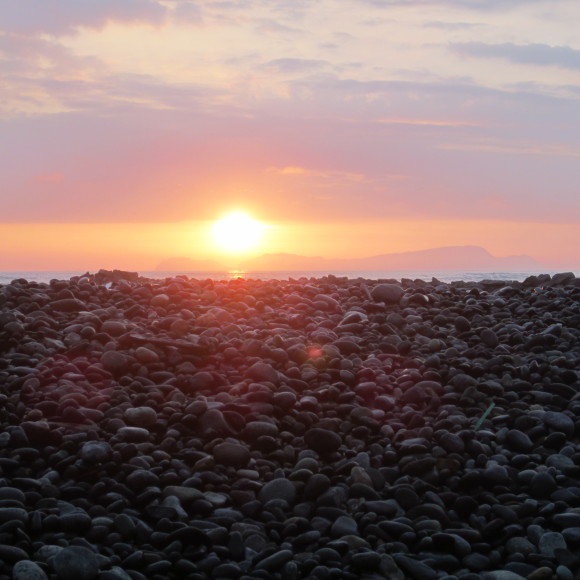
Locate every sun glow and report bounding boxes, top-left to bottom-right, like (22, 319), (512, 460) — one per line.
(211, 211), (266, 254)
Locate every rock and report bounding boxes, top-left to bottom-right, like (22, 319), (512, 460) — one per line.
(116, 426), (150, 443)
(245, 362), (279, 384)
(51, 298), (85, 312)
(259, 478), (296, 505)
(0, 507), (28, 525)
(304, 428), (342, 455)
(101, 320), (126, 336)
(213, 442), (250, 468)
(480, 328), (499, 347)
(242, 421), (279, 441)
(125, 469), (159, 491)
(330, 515), (358, 537)
(394, 555), (438, 580)
(124, 406), (157, 427)
(543, 412), (575, 436)
(100, 351), (130, 375)
(370, 284), (404, 304)
(538, 531), (567, 557)
(80, 441), (112, 464)
(505, 429), (534, 453)
(52, 546), (100, 580)
(454, 316), (471, 332)
(483, 572), (526, 580)
(527, 568), (557, 580)
(529, 472), (557, 499)
(134, 346), (159, 363)
(439, 432), (465, 453)
(255, 550), (293, 572)
(0, 545), (28, 562)
(12, 561), (49, 580)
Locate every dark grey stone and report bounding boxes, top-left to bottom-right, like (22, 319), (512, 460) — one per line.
(52, 546), (100, 580)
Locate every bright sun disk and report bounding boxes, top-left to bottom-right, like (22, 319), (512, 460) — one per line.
(211, 211), (265, 253)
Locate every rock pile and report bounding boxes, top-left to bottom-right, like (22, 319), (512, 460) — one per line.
(0, 271), (579, 580)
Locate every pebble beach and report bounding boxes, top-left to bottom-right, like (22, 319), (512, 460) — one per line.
(1, 270), (580, 580)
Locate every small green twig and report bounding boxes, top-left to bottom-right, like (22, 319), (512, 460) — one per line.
(474, 402), (495, 431)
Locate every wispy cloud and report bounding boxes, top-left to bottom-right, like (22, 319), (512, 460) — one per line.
(440, 140), (580, 158)
(374, 117), (480, 127)
(262, 58), (329, 74)
(451, 42), (580, 71)
(268, 166), (369, 182)
(0, 0), (168, 35)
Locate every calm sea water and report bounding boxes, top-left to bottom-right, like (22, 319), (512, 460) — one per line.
(0, 270), (574, 285)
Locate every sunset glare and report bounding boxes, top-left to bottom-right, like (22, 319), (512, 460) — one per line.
(210, 212), (266, 255)
(1, 1), (580, 270)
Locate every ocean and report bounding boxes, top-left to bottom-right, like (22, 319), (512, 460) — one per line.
(0, 269), (575, 285)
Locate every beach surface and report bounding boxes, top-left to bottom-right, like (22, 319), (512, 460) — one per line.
(1, 270), (580, 580)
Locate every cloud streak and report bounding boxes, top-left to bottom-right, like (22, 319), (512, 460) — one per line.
(0, 0), (168, 35)
(452, 42), (580, 71)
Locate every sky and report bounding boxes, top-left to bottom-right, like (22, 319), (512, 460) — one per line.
(1, 0), (580, 270)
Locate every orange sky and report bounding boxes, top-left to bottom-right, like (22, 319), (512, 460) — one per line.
(1, 1), (580, 271)
(1, 219), (578, 271)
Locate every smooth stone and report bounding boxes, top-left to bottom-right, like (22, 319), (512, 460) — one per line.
(51, 298), (85, 312)
(543, 412), (575, 437)
(258, 478), (296, 505)
(351, 551), (381, 569)
(245, 362), (279, 384)
(213, 442), (250, 468)
(562, 527), (580, 545)
(454, 316), (471, 332)
(116, 426), (150, 443)
(100, 351), (129, 375)
(330, 515), (358, 537)
(483, 464), (510, 486)
(546, 454), (575, 471)
(480, 328), (499, 347)
(538, 531), (567, 557)
(52, 546), (100, 580)
(125, 469), (159, 491)
(304, 474), (331, 500)
(134, 346), (159, 364)
(553, 514), (580, 528)
(242, 421), (279, 441)
(80, 441), (112, 464)
(505, 537), (535, 556)
(371, 284), (404, 304)
(529, 472), (557, 498)
(527, 568), (557, 580)
(0, 507), (28, 524)
(483, 572), (526, 580)
(124, 407), (157, 427)
(394, 555), (438, 580)
(556, 566), (574, 580)
(505, 429), (534, 453)
(255, 549), (293, 572)
(101, 320), (126, 336)
(12, 561), (48, 580)
(304, 428), (342, 454)
(439, 432), (465, 453)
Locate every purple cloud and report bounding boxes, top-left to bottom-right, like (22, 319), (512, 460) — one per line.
(452, 42), (580, 70)
(0, 0), (167, 35)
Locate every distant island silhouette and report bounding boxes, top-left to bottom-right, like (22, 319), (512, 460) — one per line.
(156, 245), (543, 272)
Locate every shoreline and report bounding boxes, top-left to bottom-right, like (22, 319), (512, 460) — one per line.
(1, 271), (579, 579)
(1, 268), (579, 287)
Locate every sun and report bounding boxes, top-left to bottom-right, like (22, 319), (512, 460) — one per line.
(211, 211), (265, 253)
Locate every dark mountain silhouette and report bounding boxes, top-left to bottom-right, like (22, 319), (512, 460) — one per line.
(240, 245), (543, 271)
